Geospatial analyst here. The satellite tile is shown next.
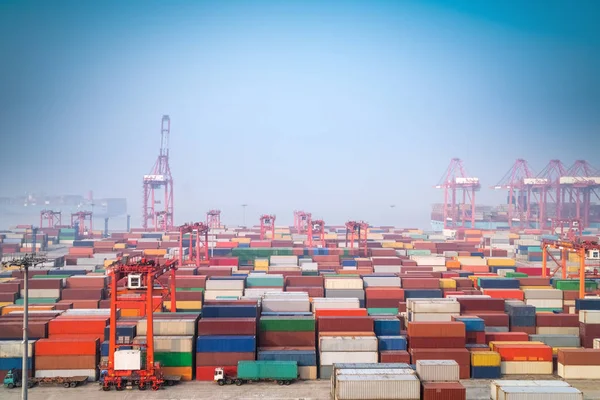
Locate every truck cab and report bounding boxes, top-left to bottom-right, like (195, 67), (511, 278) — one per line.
(214, 368), (236, 386)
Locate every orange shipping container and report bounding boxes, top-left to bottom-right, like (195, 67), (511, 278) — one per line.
(461, 265), (490, 273)
(48, 318), (108, 335)
(407, 322), (466, 338)
(494, 344), (553, 362)
(446, 260), (461, 269)
(35, 338), (99, 356)
(482, 289), (525, 301)
(315, 308), (368, 318)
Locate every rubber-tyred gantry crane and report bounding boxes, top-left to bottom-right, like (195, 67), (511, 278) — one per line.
(293, 211), (311, 234)
(40, 210), (61, 228)
(178, 222), (210, 266)
(103, 257), (178, 391)
(435, 158), (480, 229)
(345, 220), (368, 256)
(260, 214), (276, 240)
(143, 115), (174, 232)
(70, 211), (93, 237)
(206, 210), (221, 229)
(560, 160), (600, 228)
(307, 216), (325, 248)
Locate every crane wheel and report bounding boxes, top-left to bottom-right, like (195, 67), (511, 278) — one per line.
(151, 384), (160, 391)
(138, 384), (147, 391)
(102, 386), (111, 392)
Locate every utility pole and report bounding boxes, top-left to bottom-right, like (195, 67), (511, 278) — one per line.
(241, 204), (248, 227)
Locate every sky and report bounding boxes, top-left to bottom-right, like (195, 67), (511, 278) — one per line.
(0, 0), (599, 229)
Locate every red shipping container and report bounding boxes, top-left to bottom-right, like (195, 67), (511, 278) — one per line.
(259, 331), (315, 347)
(536, 313), (578, 327)
(409, 337), (466, 349)
(48, 318), (108, 335)
(407, 322), (466, 338)
(466, 331), (486, 345)
(422, 382), (466, 400)
(35, 338), (99, 356)
(482, 289), (524, 301)
(365, 288), (405, 300)
(380, 350), (410, 363)
(197, 318), (256, 336)
(402, 279), (440, 289)
(196, 366), (237, 381)
(61, 288), (105, 300)
(318, 317), (373, 333)
(315, 309), (368, 318)
(458, 298), (505, 313)
(494, 344), (553, 361)
(473, 313), (509, 327)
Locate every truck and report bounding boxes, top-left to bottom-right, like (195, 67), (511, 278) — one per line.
(214, 360), (298, 386)
(3, 369), (88, 389)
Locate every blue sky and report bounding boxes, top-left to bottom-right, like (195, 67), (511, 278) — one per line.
(1, 0), (599, 228)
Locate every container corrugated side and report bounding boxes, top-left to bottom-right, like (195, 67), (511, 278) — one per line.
(319, 336), (378, 352)
(136, 319), (196, 336)
(320, 351), (377, 366)
(416, 360), (460, 382)
(500, 361), (553, 375)
(579, 310), (600, 324)
(535, 327), (579, 335)
(325, 278), (364, 290)
(409, 312), (460, 322)
(35, 369), (98, 381)
(557, 363), (600, 379)
(594, 338), (600, 349)
(490, 380), (571, 400)
(497, 386), (582, 400)
(132, 336), (193, 352)
(0, 340), (35, 358)
(335, 374), (420, 400)
(336, 368), (415, 376)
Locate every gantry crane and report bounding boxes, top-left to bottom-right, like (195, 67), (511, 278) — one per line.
(70, 211), (93, 237)
(293, 211), (311, 234)
(542, 237), (600, 299)
(103, 257), (179, 391)
(559, 160), (600, 228)
(40, 210), (61, 229)
(260, 215), (276, 240)
(434, 158), (480, 229)
(345, 220), (368, 256)
(307, 216), (325, 248)
(143, 115), (174, 232)
(536, 160), (567, 228)
(206, 210), (221, 229)
(178, 222), (210, 266)
(551, 218), (581, 241)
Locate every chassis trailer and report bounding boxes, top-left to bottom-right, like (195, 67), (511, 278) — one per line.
(215, 361), (298, 386)
(3, 370), (88, 389)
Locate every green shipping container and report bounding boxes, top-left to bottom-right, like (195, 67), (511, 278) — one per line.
(237, 360), (298, 380)
(506, 272), (528, 278)
(553, 280), (597, 291)
(154, 352), (193, 367)
(15, 297), (58, 305)
(535, 308), (563, 312)
(260, 317), (315, 332)
(246, 276), (284, 288)
(367, 308), (398, 316)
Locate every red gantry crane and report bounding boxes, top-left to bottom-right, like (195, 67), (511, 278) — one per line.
(70, 211), (93, 237)
(143, 115), (174, 232)
(435, 158), (480, 229)
(345, 220), (368, 256)
(178, 222), (210, 266)
(103, 257), (179, 391)
(307, 216), (326, 248)
(206, 210), (221, 229)
(536, 160), (568, 229)
(40, 210), (61, 228)
(293, 211), (311, 234)
(260, 215), (276, 240)
(560, 160), (600, 229)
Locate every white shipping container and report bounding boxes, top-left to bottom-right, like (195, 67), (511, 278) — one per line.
(335, 374), (420, 400)
(320, 351), (378, 366)
(523, 289), (563, 300)
(269, 255), (298, 266)
(595, 338), (600, 349)
(35, 369), (98, 381)
(432, 266), (448, 272)
(535, 327), (579, 335)
(409, 256), (446, 266)
(410, 302), (460, 314)
(243, 288), (283, 297)
(501, 361), (553, 375)
(416, 360), (459, 382)
(114, 350), (141, 371)
(408, 312), (460, 322)
(204, 290), (244, 300)
(319, 336), (378, 352)
(0, 340), (35, 358)
(579, 310), (600, 324)
(312, 298), (360, 310)
(335, 368), (415, 376)
(497, 386), (583, 400)
(262, 298), (310, 313)
(132, 336), (194, 352)
(456, 256), (487, 266)
(557, 363), (600, 379)
(136, 319), (195, 336)
(63, 309), (111, 316)
(373, 265), (401, 273)
(205, 279), (244, 290)
(525, 299), (563, 308)
(324, 278), (364, 290)
(406, 298), (456, 310)
(490, 380), (571, 400)
(362, 276), (402, 287)
(24, 289), (61, 298)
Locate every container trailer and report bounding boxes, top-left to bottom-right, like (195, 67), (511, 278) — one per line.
(214, 360), (298, 386)
(3, 369), (88, 389)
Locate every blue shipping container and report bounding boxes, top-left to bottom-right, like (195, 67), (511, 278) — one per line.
(374, 319), (401, 336)
(478, 278), (520, 289)
(509, 316), (536, 327)
(455, 317), (485, 332)
(196, 335), (256, 353)
(104, 325), (137, 341)
(576, 298), (600, 310)
(257, 350), (316, 366)
(471, 365), (501, 379)
(377, 336), (407, 351)
(0, 358), (32, 370)
(201, 305), (258, 318)
(404, 289), (442, 299)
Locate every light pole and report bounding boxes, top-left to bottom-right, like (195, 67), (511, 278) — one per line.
(241, 204), (248, 227)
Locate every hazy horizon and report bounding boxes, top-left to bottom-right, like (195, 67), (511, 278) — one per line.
(1, 0), (599, 229)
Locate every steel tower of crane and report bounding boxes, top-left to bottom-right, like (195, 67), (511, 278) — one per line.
(260, 215), (276, 240)
(71, 211), (93, 237)
(40, 210), (61, 228)
(435, 158), (481, 229)
(493, 159), (545, 229)
(143, 115), (174, 232)
(560, 161), (600, 228)
(178, 222), (210, 267)
(293, 211), (311, 233)
(345, 220), (368, 256)
(307, 216), (325, 248)
(206, 210), (221, 229)
(536, 160), (567, 228)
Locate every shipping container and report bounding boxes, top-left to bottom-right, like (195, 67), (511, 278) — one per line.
(416, 360), (460, 382)
(335, 374), (420, 400)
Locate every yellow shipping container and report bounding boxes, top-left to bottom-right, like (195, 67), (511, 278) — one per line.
(104, 259), (117, 267)
(144, 249), (167, 256)
(367, 234), (384, 241)
(404, 243), (414, 249)
(161, 366), (193, 381)
(232, 237), (251, 244)
(382, 242), (404, 248)
(465, 229), (482, 235)
(114, 243), (126, 249)
(408, 229), (423, 234)
(254, 258), (269, 268)
(163, 300), (202, 310)
(439, 278), (457, 289)
(0, 278), (15, 283)
(254, 265), (268, 272)
(508, 233), (519, 239)
(569, 252), (580, 262)
(471, 351), (501, 367)
(120, 308), (143, 317)
(1, 305), (54, 315)
(486, 258), (516, 267)
(325, 233), (337, 240)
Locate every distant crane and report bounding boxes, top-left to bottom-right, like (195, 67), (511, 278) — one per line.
(536, 160), (567, 228)
(178, 222), (210, 266)
(560, 160), (600, 228)
(345, 220), (368, 256)
(260, 215), (276, 240)
(71, 211), (93, 237)
(435, 158), (480, 229)
(293, 211), (311, 234)
(40, 210), (61, 228)
(307, 217), (326, 248)
(143, 115), (174, 232)
(206, 210), (221, 229)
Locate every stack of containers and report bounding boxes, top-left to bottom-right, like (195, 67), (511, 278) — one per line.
(324, 277), (364, 308)
(524, 288), (563, 312)
(166, 275), (205, 312)
(258, 311), (317, 380)
(23, 277), (62, 305)
(363, 274), (403, 316)
(285, 276), (324, 298)
(407, 322), (470, 378)
(407, 298), (460, 322)
(454, 316), (486, 345)
(531, 313), (580, 353)
(196, 302), (258, 381)
(416, 360), (466, 400)
(479, 278), (522, 301)
(402, 278), (443, 300)
(35, 338), (99, 381)
(135, 316), (197, 380)
(470, 350), (501, 379)
(245, 273), (284, 297)
(505, 301), (536, 334)
(373, 318), (409, 363)
(558, 349), (600, 379)
(318, 315), (377, 379)
(0, 340), (34, 380)
(204, 277), (244, 300)
(333, 371), (420, 400)
(60, 275), (108, 309)
(48, 311), (109, 342)
(579, 309), (600, 348)
(491, 342), (553, 375)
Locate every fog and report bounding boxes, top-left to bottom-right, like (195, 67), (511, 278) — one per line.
(1, 0), (599, 229)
